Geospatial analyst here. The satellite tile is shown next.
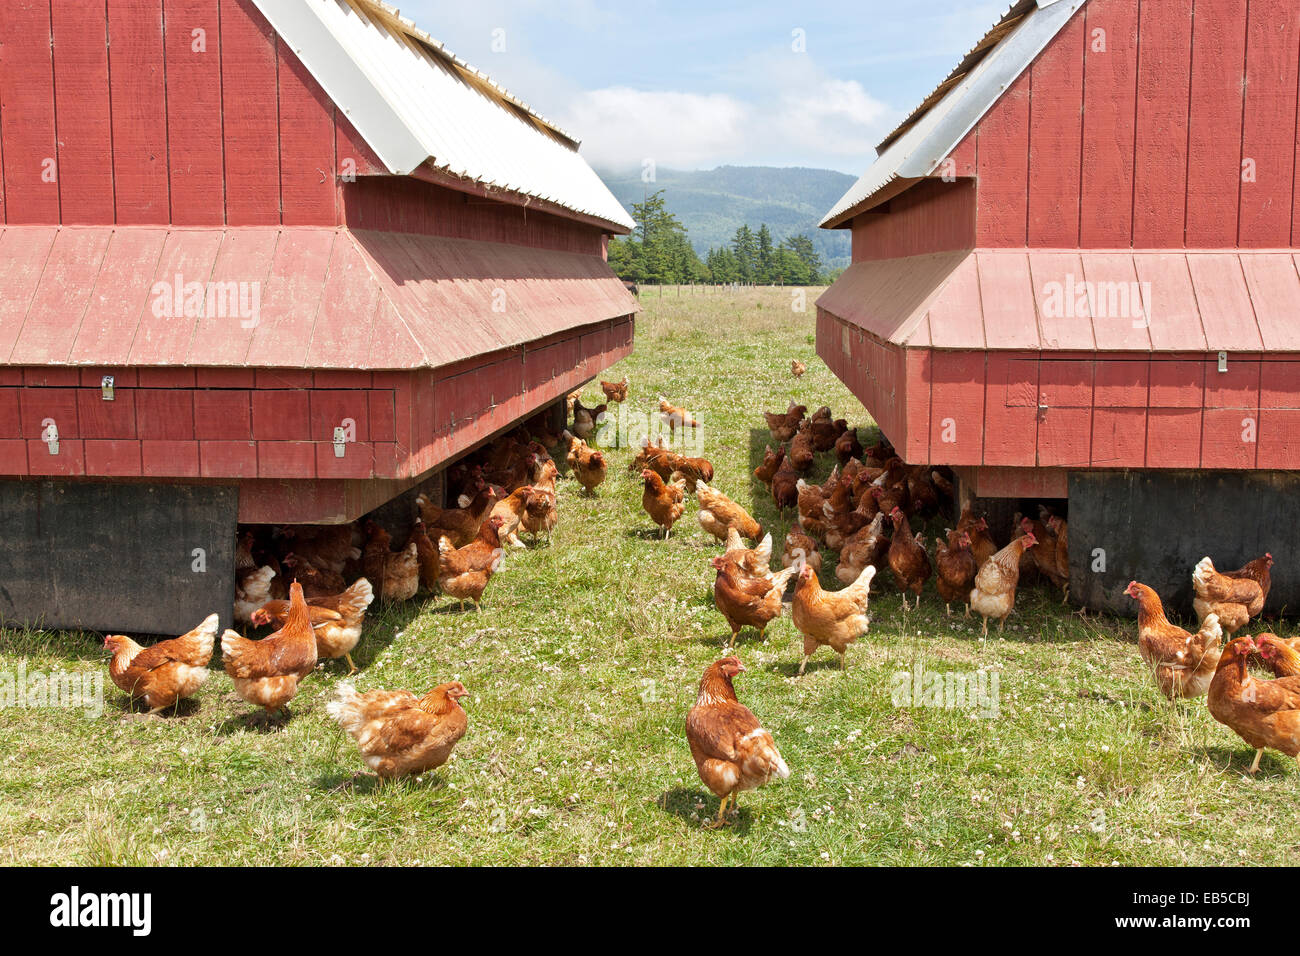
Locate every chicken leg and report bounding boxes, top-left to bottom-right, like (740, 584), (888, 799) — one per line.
(1249, 749), (1264, 775)
(344, 652), (358, 675)
(798, 654), (810, 676)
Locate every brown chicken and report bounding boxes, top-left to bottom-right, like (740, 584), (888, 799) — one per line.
(630, 436), (672, 475)
(712, 559), (799, 644)
(416, 484), (498, 548)
(600, 376), (629, 403)
(489, 484), (532, 549)
(791, 564), (876, 674)
(407, 520), (441, 592)
(665, 453), (715, 493)
(641, 469), (687, 539)
(658, 396), (699, 437)
(753, 444), (785, 490)
(251, 577), (374, 675)
(521, 484), (559, 543)
(763, 402), (806, 444)
(563, 430), (607, 495)
(788, 422), (815, 472)
(770, 453), (800, 511)
(835, 512), (889, 586)
(234, 564), (277, 626)
(437, 516), (506, 610)
(887, 508), (932, 609)
(1021, 516), (1069, 601)
(686, 657), (790, 827)
(1124, 581), (1223, 699)
(1193, 554), (1272, 635)
(957, 507), (997, 569)
(1257, 633), (1300, 678)
(222, 582), (317, 718)
(1208, 635), (1300, 774)
(934, 529), (977, 616)
(834, 426), (863, 465)
(790, 359), (806, 378)
(361, 522), (420, 603)
(783, 529), (822, 575)
(329, 680), (469, 779)
(969, 534), (1036, 636)
(105, 614), (217, 714)
(571, 398), (608, 442)
(723, 527), (774, 581)
(696, 480), (762, 544)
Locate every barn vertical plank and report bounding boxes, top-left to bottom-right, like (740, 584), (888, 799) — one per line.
(1239, 0), (1300, 247)
(50, 1), (115, 223)
(0, 1), (60, 222)
(1259, 361), (1300, 467)
(1133, 0), (1193, 247)
(220, 0), (280, 225)
(278, 41), (337, 225)
(928, 351), (984, 465)
(10, 228), (113, 365)
(1185, 1), (1248, 247)
(1027, 10), (1085, 247)
(164, 0), (225, 225)
(1079, 0), (1138, 247)
(0, 226), (58, 363)
(975, 72), (1030, 247)
(1092, 358), (1149, 466)
(106, 0), (168, 223)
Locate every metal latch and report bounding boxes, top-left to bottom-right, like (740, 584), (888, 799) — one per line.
(333, 426), (346, 458)
(101, 375), (115, 400)
(42, 419), (59, 455)
(1037, 393), (1049, 423)
(1218, 351), (1228, 373)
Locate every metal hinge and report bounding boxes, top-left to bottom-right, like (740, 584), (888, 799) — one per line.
(333, 426), (347, 458)
(1218, 351), (1228, 373)
(1037, 394), (1049, 423)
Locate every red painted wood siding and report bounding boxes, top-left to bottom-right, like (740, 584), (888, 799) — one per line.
(341, 175), (607, 256)
(961, 0), (1300, 249)
(850, 179), (976, 262)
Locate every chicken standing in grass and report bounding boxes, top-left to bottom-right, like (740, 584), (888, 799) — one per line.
(641, 469), (686, 538)
(686, 657), (790, 827)
(969, 534), (1036, 637)
(711, 557), (798, 645)
(329, 681), (469, 779)
(696, 480), (762, 544)
(105, 615), (218, 714)
(791, 563), (875, 674)
(1125, 581), (1222, 699)
(1208, 636), (1300, 775)
(222, 582), (317, 719)
(252, 577), (374, 675)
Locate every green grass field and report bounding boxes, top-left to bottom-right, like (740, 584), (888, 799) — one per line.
(1, 284), (1296, 866)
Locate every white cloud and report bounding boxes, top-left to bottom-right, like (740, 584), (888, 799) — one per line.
(559, 63), (896, 172)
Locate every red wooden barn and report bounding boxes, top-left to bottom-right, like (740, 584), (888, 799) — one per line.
(0, 0), (636, 633)
(818, 0), (1300, 612)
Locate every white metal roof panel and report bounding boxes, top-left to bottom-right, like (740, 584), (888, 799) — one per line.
(253, 0), (635, 232)
(820, 0), (1086, 229)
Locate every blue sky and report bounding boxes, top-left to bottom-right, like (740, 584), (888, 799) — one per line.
(403, 0), (1007, 174)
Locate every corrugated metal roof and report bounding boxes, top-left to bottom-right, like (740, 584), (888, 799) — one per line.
(817, 249), (1300, 352)
(0, 225), (637, 371)
(820, 0), (1086, 229)
(253, 0), (635, 233)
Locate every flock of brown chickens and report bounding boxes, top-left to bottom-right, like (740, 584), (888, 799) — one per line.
(99, 360), (1300, 823)
(104, 406), (594, 778)
(1127, 554), (1300, 775)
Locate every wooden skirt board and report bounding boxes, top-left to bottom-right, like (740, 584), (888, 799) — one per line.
(1068, 470), (1295, 617)
(0, 481), (237, 635)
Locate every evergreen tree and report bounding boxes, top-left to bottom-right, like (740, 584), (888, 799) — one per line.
(756, 224), (774, 283)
